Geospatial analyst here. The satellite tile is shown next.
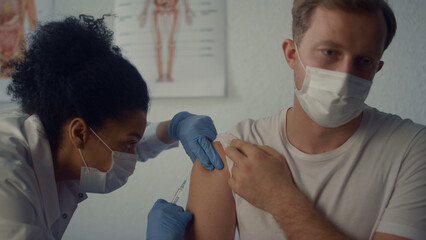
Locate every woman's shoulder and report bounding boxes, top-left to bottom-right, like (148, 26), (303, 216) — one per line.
(0, 108), (33, 172)
(0, 108), (30, 131)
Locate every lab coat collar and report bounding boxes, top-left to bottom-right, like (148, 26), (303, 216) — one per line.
(23, 115), (61, 231)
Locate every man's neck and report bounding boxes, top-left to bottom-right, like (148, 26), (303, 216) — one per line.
(286, 99), (363, 154)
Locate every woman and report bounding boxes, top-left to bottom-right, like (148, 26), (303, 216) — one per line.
(0, 15), (221, 239)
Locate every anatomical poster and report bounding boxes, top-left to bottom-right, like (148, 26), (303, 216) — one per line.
(0, 0), (55, 78)
(115, 0), (226, 98)
(0, 0), (54, 106)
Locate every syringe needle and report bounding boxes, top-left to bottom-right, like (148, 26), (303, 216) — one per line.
(171, 187), (183, 204)
(171, 173), (190, 204)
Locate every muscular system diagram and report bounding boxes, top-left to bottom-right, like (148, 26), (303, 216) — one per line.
(0, 0), (36, 77)
(139, 0), (193, 82)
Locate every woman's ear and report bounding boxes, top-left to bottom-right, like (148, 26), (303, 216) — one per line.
(68, 118), (89, 149)
(283, 39), (297, 70)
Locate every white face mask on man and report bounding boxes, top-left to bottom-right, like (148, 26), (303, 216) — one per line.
(78, 128), (138, 194)
(294, 43), (372, 128)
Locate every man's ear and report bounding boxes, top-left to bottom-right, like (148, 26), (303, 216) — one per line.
(68, 118), (89, 149)
(376, 60), (384, 72)
(283, 39), (297, 70)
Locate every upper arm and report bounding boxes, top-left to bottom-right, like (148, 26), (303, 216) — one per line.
(184, 141), (236, 240)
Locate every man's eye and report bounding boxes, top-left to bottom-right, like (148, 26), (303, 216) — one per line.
(322, 49), (335, 56)
(361, 58), (373, 65)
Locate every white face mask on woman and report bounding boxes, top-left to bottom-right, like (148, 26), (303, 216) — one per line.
(294, 44), (372, 128)
(78, 128), (138, 194)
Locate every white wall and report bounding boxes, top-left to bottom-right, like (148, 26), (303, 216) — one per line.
(42, 0), (426, 239)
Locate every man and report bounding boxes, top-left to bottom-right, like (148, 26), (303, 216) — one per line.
(185, 0), (425, 240)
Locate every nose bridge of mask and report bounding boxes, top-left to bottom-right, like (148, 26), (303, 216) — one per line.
(89, 127), (113, 153)
(307, 67), (351, 93)
(310, 67), (372, 96)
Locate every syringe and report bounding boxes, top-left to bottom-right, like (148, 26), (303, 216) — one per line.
(171, 173), (190, 204)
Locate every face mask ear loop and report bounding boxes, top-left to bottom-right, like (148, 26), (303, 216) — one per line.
(294, 42), (306, 72)
(78, 149), (89, 168)
(89, 127), (113, 152)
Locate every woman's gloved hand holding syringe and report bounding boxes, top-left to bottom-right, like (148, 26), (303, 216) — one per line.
(146, 112), (223, 240)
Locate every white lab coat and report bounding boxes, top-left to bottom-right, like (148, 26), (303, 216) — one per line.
(0, 109), (177, 239)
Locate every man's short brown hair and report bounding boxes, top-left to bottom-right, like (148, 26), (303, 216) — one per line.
(292, 0), (397, 50)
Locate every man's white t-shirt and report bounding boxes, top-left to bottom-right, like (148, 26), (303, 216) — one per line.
(217, 106), (426, 240)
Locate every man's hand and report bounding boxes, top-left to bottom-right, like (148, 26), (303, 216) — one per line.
(147, 199), (193, 240)
(225, 139), (295, 213)
(169, 111), (223, 171)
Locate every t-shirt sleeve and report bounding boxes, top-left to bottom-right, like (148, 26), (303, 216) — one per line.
(136, 122), (179, 162)
(376, 128), (426, 240)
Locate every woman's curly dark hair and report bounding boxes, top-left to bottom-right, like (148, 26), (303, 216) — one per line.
(7, 15), (150, 152)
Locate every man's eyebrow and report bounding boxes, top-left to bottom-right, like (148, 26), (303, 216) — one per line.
(313, 40), (343, 48)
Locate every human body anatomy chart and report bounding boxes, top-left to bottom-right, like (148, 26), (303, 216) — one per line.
(0, 0), (54, 107)
(0, 0), (54, 78)
(115, 0), (226, 98)
(0, 0), (36, 77)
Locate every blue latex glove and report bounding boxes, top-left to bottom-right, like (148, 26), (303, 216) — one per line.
(169, 111), (223, 171)
(147, 199), (193, 240)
